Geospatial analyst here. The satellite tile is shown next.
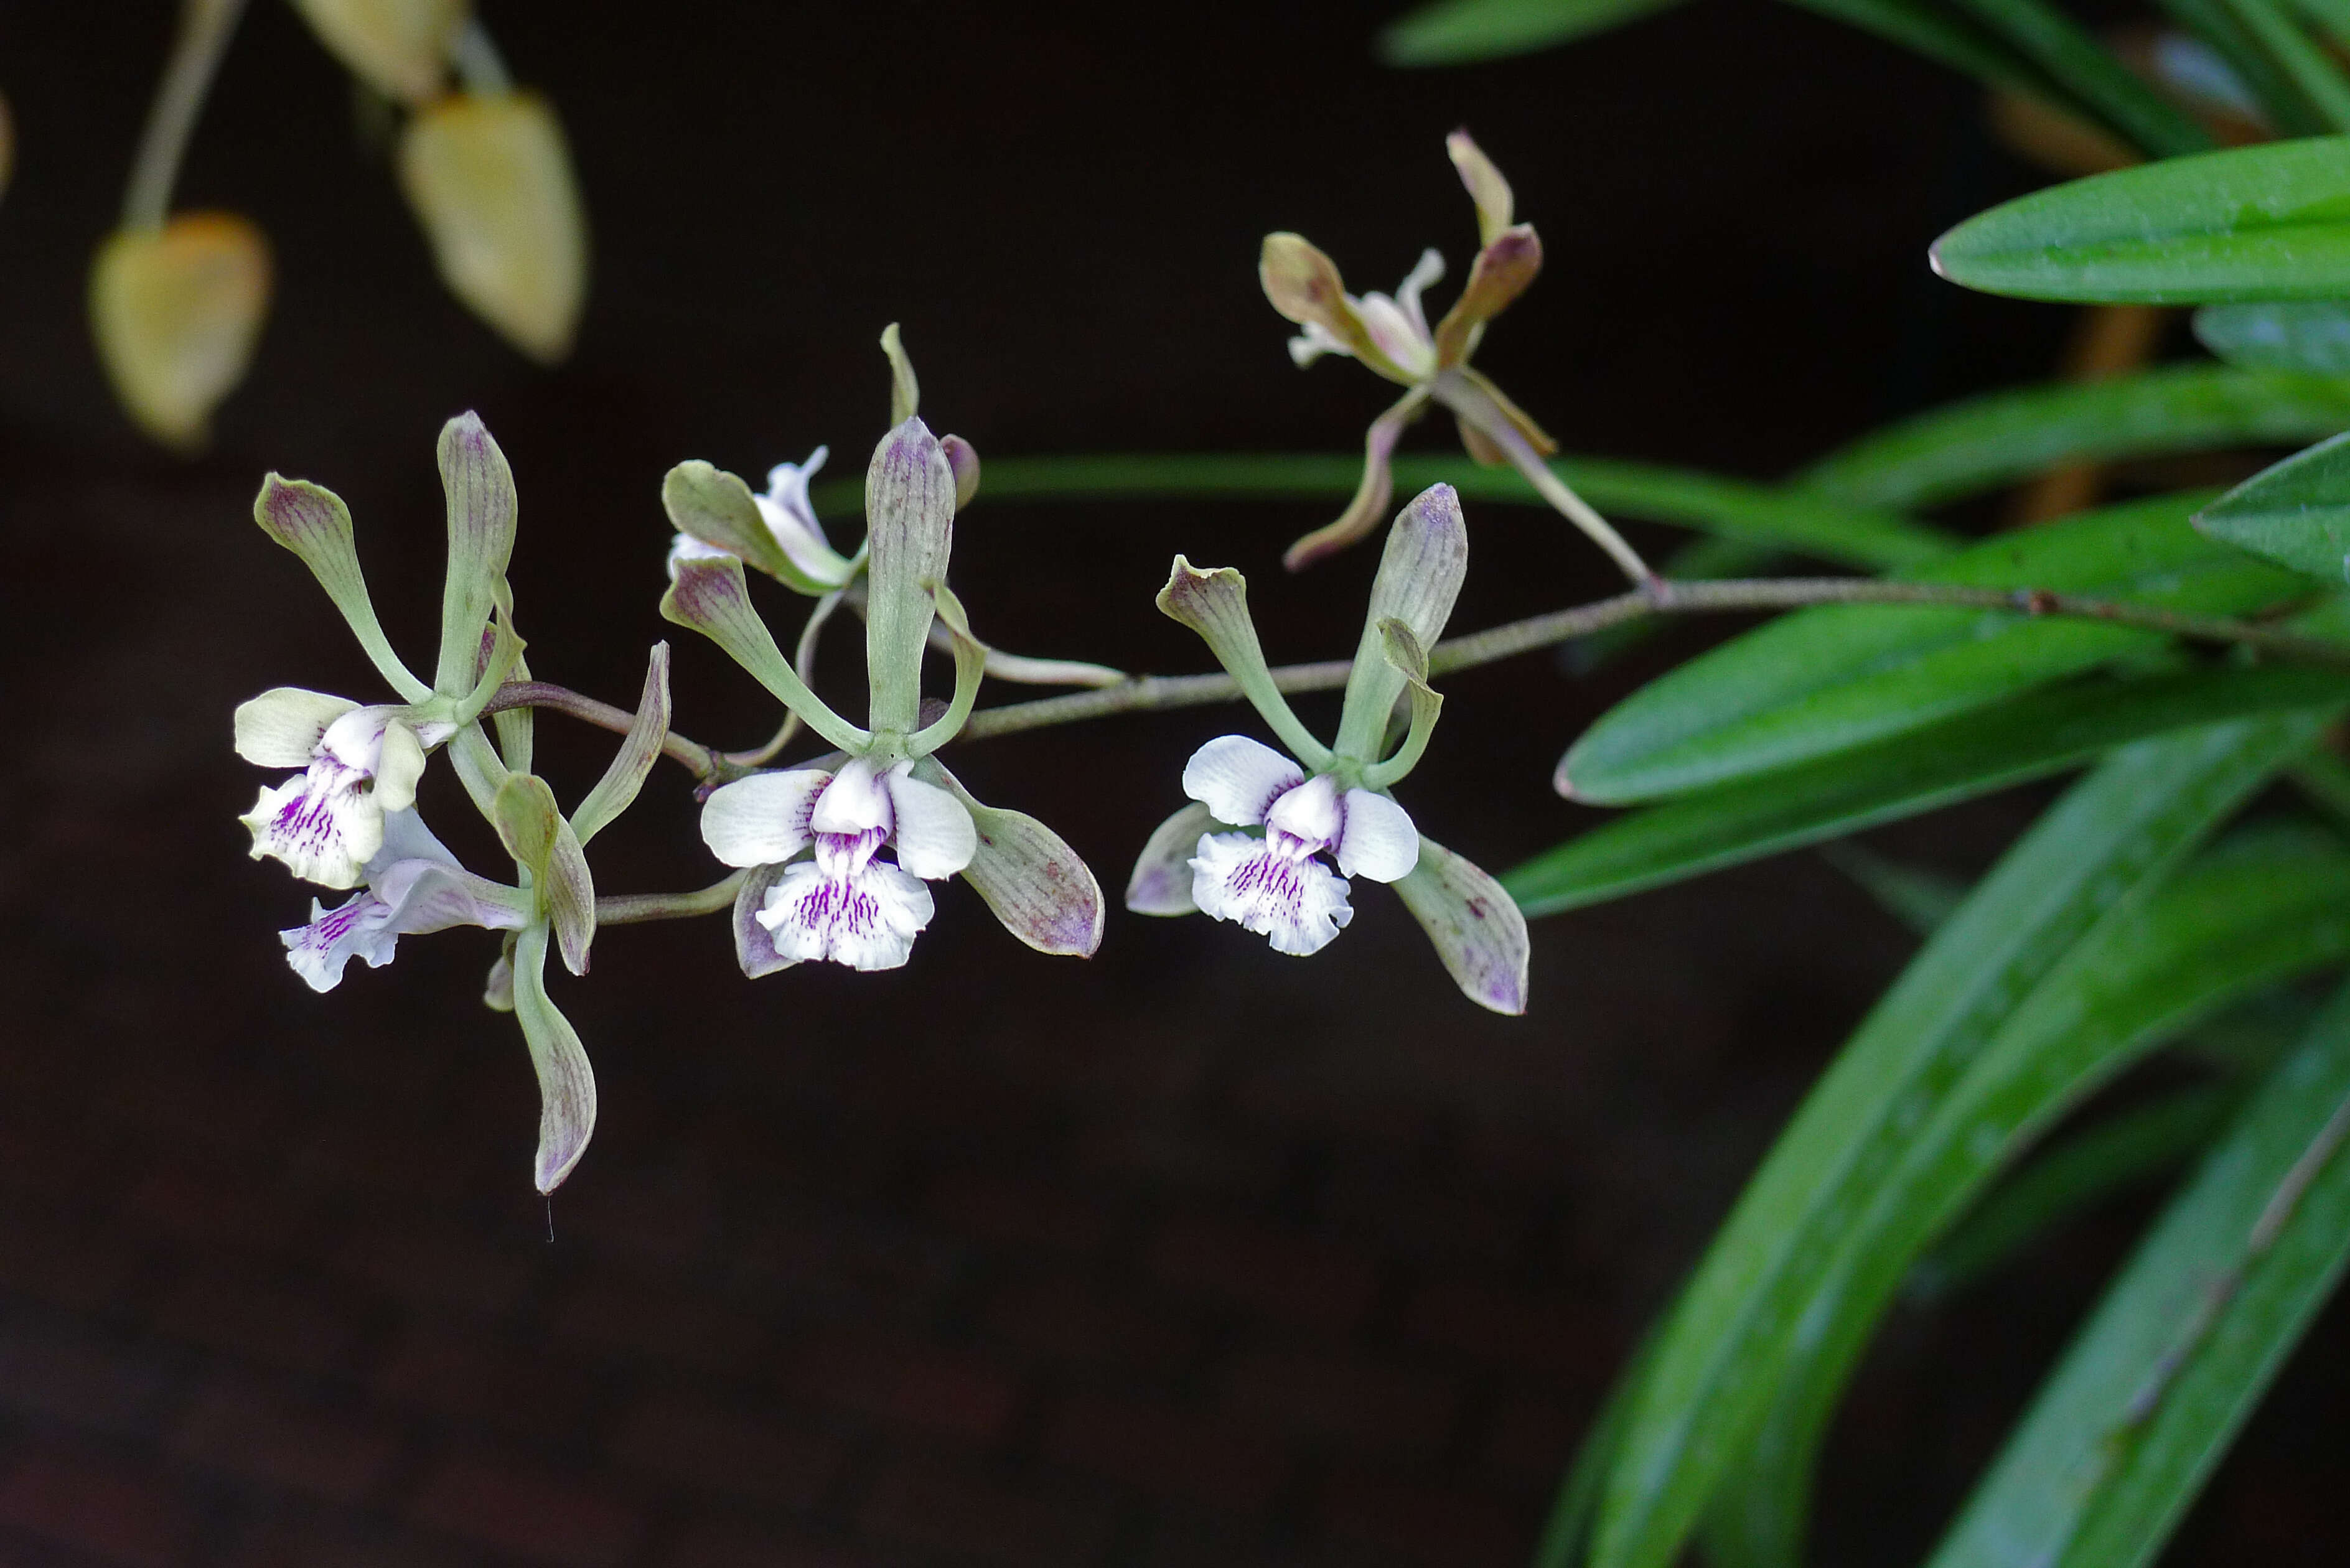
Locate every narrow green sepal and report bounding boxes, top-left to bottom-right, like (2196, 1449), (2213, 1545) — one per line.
(881, 321), (919, 424)
(253, 474), (431, 702)
(492, 771), (561, 879)
(1336, 483), (1466, 759)
(511, 920), (596, 1193)
(1156, 556), (1333, 770)
(911, 584), (988, 755)
(863, 418), (956, 734)
(573, 643), (671, 843)
(446, 599), (527, 728)
(660, 554), (869, 752)
(433, 411), (520, 696)
(1363, 618), (1444, 790)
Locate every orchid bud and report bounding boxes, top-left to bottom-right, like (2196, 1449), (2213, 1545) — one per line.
(941, 434), (981, 510)
(89, 212), (271, 449)
(398, 90), (588, 363)
(290, 0), (467, 104)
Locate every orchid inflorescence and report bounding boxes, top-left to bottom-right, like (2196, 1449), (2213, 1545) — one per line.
(237, 134), (1593, 1193)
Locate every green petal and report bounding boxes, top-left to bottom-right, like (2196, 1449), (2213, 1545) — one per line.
(1337, 484), (1466, 762)
(571, 643), (671, 844)
(510, 920), (596, 1193)
(660, 554), (868, 752)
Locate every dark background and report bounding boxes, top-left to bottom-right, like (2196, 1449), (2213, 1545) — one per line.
(0, 2), (2341, 1566)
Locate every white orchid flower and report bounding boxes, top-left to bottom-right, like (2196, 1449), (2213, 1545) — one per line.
(667, 414), (1105, 976)
(280, 808), (530, 991)
(666, 446), (861, 590)
(1177, 739), (1420, 955)
(238, 694), (454, 889)
(236, 413), (525, 888)
(1285, 248), (1448, 382)
(1126, 483), (1532, 1014)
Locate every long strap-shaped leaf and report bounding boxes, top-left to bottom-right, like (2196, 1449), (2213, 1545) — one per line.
(1942, 0), (2214, 155)
(1589, 713), (2324, 1568)
(1505, 664), (2348, 916)
(1797, 366), (2350, 510)
(1515, 665), (2344, 916)
(1926, 974), (2350, 1568)
(815, 453), (1955, 572)
(1699, 822), (2350, 1568)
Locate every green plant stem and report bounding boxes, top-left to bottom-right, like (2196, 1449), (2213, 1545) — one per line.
(123, 0), (250, 230)
(487, 575), (2350, 773)
(595, 871), (746, 925)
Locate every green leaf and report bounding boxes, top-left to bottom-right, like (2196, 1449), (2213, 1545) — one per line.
(1798, 365), (2350, 510)
(2216, 0), (2350, 133)
(2195, 300), (2350, 373)
(815, 452), (1957, 573)
(1931, 136), (2350, 304)
(2155, 0), (2333, 138)
(1561, 493), (2306, 804)
(1908, 1083), (2239, 1300)
(2196, 427), (2350, 582)
(1378, 0), (1690, 65)
(1941, 0), (2214, 156)
(1592, 719), (2337, 1568)
(1926, 976), (2350, 1568)
(1503, 662), (2348, 915)
(1778, 0), (2062, 99)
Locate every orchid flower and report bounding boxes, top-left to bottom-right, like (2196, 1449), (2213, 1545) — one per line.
(1126, 483), (1531, 1015)
(1262, 131), (1649, 586)
(667, 446), (858, 589)
(665, 415), (1105, 974)
(279, 806), (530, 992)
(235, 412), (523, 887)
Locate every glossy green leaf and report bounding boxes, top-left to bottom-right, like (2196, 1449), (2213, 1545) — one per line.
(1931, 136), (2350, 304)
(1561, 493), (2305, 804)
(1942, 0), (2212, 156)
(1378, 0), (1689, 65)
(2155, 0), (2334, 136)
(1927, 977), (2350, 1568)
(1504, 662), (2347, 915)
(1779, 0), (2061, 98)
(815, 452), (1957, 572)
(2196, 426), (2350, 582)
(1798, 365), (2350, 509)
(2220, 0), (2350, 133)
(1707, 825), (2350, 1568)
(2194, 301), (2350, 373)
(1909, 1083), (2238, 1300)
(1592, 718), (2334, 1568)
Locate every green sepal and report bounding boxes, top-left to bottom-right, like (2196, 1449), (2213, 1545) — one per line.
(572, 642), (671, 844)
(1362, 619), (1445, 790)
(1337, 483), (1466, 761)
(660, 554), (869, 753)
(1155, 556), (1333, 770)
(253, 474), (431, 702)
(433, 411), (520, 696)
(510, 920), (596, 1193)
(881, 321), (920, 425)
(910, 583), (987, 756)
(863, 418), (957, 734)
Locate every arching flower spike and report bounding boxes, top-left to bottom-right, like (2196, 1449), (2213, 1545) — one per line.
(1262, 131), (1650, 586)
(666, 415), (1105, 974)
(1127, 483), (1532, 1014)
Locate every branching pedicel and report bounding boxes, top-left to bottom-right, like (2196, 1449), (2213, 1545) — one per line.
(236, 134), (2350, 1193)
